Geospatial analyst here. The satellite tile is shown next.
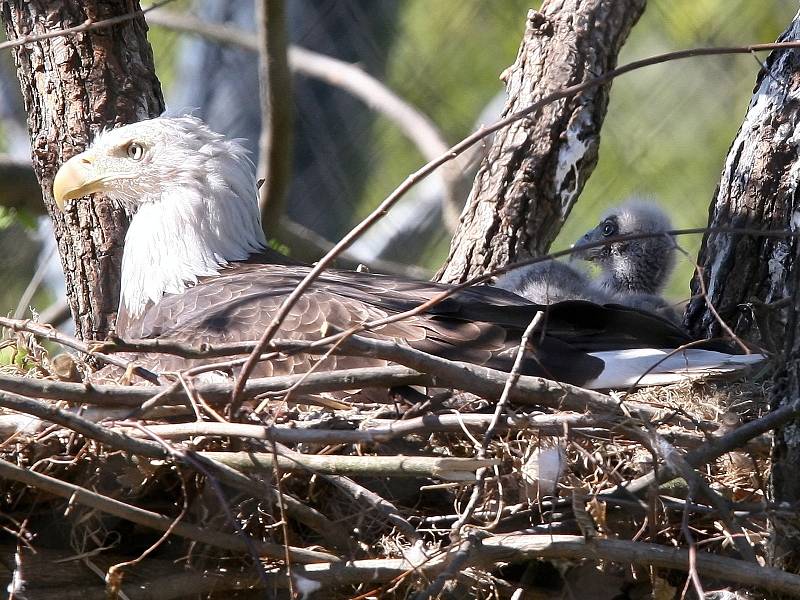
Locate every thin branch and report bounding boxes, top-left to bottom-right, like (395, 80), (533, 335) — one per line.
(449, 314), (543, 541)
(415, 535), (479, 600)
(0, 390), (165, 457)
(0, 365), (428, 408)
(634, 427), (758, 563)
(129, 423), (270, 586)
(198, 451), (498, 482)
(231, 40), (800, 408)
(0, 456), (336, 564)
(0, 0), (177, 52)
(279, 216), (430, 278)
(323, 473), (419, 541)
(97, 333), (679, 421)
(676, 244), (749, 353)
(256, 0), (293, 237)
(117, 412), (607, 444)
(244, 534), (800, 596)
(475, 535), (800, 597)
(146, 9), (466, 230)
(0, 317), (162, 384)
(616, 396), (798, 497)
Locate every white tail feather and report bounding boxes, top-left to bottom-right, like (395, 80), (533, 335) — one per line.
(585, 348), (765, 389)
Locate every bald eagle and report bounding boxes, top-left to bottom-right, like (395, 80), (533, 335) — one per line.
(496, 200), (680, 323)
(51, 117), (762, 389)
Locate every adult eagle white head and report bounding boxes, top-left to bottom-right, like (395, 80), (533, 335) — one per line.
(51, 116), (762, 388)
(54, 117), (267, 319)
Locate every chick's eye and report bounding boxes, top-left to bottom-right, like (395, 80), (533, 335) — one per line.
(602, 221), (616, 237)
(127, 142), (144, 161)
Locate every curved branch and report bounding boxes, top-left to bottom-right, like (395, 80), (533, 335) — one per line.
(144, 8), (465, 231)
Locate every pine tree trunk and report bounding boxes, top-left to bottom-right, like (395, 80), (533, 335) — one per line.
(435, 0), (646, 284)
(0, 0), (164, 340)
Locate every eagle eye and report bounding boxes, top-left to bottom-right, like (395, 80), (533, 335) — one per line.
(601, 220), (617, 237)
(126, 142), (144, 161)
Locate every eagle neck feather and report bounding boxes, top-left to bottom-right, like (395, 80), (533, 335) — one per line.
(120, 166), (267, 318)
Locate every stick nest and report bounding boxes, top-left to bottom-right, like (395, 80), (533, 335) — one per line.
(0, 323), (780, 599)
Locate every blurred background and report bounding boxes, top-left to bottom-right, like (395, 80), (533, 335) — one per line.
(0, 0), (795, 323)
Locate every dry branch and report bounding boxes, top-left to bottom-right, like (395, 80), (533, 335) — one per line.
(0, 317), (161, 384)
(118, 412), (606, 444)
(0, 365), (428, 408)
(474, 535), (800, 597)
(100, 333), (676, 423)
(145, 9), (467, 230)
(196, 534), (800, 596)
(636, 428), (758, 563)
(0, 456), (336, 564)
(199, 451), (498, 482)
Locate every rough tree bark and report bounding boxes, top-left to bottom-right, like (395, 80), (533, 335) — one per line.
(1, 0), (164, 340)
(680, 9), (800, 572)
(435, 0), (646, 284)
(683, 13), (800, 350)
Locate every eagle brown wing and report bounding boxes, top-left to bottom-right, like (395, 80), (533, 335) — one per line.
(113, 262), (698, 386)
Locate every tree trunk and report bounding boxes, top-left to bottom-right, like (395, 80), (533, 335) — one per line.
(683, 12), (800, 351)
(682, 8), (800, 572)
(435, 0), (646, 284)
(1, 0), (164, 340)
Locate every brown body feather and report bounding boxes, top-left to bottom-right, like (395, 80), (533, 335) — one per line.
(113, 260), (702, 387)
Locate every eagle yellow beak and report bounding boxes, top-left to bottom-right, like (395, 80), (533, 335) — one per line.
(52, 150), (102, 211)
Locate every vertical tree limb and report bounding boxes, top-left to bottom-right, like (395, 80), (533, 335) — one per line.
(0, 0), (164, 340)
(436, 0), (646, 283)
(256, 0), (293, 239)
(684, 11), (800, 348)
(685, 10), (800, 573)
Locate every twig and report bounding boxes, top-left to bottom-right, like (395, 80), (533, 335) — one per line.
(360, 226), (790, 339)
(230, 36), (800, 408)
(0, 0), (177, 52)
(0, 317), (161, 384)
(617, 396), (800, 497)
(277, 534), (800, 596)
(449, 314), (543, 543)
(679, 484), (704, 600)
(0, 366), (427, 408)
(146, 9), (466, 230)
(633, 428), (758, 563)
(323, 474), (419, 541)
(0, 457), (336, 564)
(106, 476), (190, 593)
(117, 412), (608, 444)
(279, 217), (430, 278)
(198, 451), (497, 482)
(415, 535), (479, 600)
(102, 333), (676, 422)
(0, 390), (165, 457)
(676, 244), (750, 353)
(474, 534), (800, 597)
